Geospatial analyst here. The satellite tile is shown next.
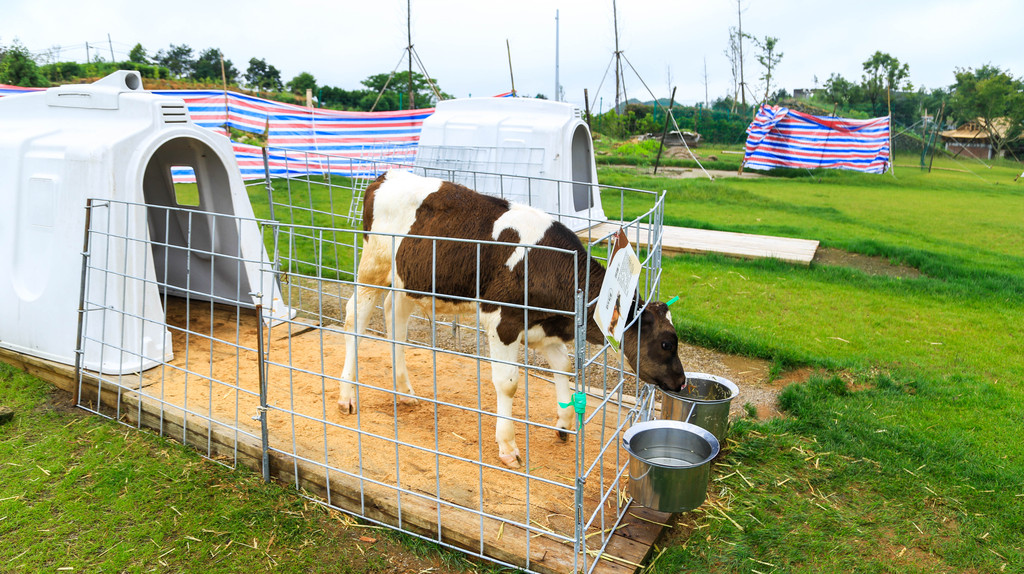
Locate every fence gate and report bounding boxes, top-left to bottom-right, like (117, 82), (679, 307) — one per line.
(74, 199), (278, 471)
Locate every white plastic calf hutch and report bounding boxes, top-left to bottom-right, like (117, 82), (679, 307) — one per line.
(0, 71), (288, 375)
(414, 97), (606, 231)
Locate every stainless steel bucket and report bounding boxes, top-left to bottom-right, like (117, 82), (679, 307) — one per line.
(621, 420), (720, 513)
(661, 373), (739, 443)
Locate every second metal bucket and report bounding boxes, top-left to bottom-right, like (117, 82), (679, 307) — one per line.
(622, 420), (720, 512)
(661, 373), (739, 443)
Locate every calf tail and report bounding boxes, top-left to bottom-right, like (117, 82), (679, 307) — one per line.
(361, 173), (388, 232)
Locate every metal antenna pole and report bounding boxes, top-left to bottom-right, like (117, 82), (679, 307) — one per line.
(704, 56), (710, 109)
(407, 0), (414, 110)
(555, 10), (560, 101)
(737, 0), (746, 107)
(613, 0), (621, 112)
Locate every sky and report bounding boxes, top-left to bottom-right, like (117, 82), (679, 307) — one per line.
(3, 0), (1023, 111)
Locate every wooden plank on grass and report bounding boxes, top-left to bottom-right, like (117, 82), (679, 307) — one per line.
(580, 222), (819, 265)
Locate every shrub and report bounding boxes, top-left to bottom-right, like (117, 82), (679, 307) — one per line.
(0, 42), (50, 87)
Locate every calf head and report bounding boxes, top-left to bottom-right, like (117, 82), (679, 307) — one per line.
(621, 301), (687, 392)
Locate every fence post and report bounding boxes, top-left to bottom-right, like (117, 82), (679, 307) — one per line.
(73, 198), (96, 406)
(254, 302), (271, 483)
(263, 146), (276, 221)
(572, 288), (587, 570)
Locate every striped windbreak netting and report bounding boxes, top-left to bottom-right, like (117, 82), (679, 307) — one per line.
(744, 105), (891, 174)
(153, 90), (433, 179)
(0, 84), (431, 180)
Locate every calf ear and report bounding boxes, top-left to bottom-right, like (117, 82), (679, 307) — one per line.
(640, 301), (668, 327)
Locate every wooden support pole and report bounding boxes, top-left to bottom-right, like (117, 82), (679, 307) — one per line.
(506, 39), (516, 96)
(928, 101), (945, 174)
(653, 87), (676, 175)
(584, 89), (592, 130)
(887, 83), (895, 175)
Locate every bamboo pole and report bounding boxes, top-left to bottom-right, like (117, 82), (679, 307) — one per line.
(506, 39), (516, 96)
(583, 89), (592, 130)
(928, 101), (945, 174)
(653, 87), (676, 175)
(887, 83), (895, 175)
(220, 53), (230, 132)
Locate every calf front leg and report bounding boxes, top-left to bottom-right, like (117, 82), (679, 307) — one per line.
(538, 340), (575, 440)
(487, 329), (522, 468)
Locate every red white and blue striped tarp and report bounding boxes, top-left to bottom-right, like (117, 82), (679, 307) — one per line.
(0, 84), (44, 97)
(152, 89), (431, 179)
(743, 105), (891, 174)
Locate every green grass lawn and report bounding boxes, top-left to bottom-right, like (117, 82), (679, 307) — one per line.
(2, 156), (1023, 572)
(598, 157), (1023, 573)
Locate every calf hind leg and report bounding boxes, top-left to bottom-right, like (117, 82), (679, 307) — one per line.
(339, 285), (382, 413)
(383, 290), (418, 405)
(339, 240), (392, 414)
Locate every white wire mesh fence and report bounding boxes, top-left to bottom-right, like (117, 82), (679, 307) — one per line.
(75, 155), (668, 573)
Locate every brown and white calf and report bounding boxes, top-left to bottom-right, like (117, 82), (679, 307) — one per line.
(339, 170), (686, 467)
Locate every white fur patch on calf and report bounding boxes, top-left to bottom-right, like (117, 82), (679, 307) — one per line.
(492, 204), (553, 270)
(371, 170), (444, 236)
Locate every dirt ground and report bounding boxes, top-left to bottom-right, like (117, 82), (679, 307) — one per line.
(141, 295), (644, 546)
(813, 246), (922, 279)
(28, 385), (501, 574)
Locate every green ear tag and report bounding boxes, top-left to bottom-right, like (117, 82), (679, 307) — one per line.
(665, 295), (680, 307)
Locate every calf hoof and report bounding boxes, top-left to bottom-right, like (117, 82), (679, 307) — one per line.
(398, 395), (418, 406)
(499, 452), (523, 468)
(337, 398), (357, 414)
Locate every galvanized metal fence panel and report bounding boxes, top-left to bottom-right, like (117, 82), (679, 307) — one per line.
(76, 150), (667, 573)
(75, 199), (275, 470)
